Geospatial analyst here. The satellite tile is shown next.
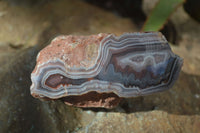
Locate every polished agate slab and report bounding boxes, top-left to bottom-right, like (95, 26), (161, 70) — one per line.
(30, 32), (183, 108)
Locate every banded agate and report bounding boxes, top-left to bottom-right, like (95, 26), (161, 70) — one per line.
(30, 32), (183, 108)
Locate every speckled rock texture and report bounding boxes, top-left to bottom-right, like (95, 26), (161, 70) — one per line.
(0, 0), (200, 132)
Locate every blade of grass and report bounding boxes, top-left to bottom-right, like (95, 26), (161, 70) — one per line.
(142, 0), (185, 31)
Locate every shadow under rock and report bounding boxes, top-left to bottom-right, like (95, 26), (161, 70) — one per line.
(0, 46), (80, 133)
(83, 71), (200, 116)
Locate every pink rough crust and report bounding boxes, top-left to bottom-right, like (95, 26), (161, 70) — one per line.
(33, 33), (109, 73)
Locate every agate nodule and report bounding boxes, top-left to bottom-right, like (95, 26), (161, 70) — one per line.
(30, 32), (183, 108)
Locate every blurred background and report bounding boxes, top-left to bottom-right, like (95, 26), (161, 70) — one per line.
(0, 0), (200, 132)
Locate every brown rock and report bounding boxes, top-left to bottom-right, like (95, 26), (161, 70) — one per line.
(77, 111), (200, 133)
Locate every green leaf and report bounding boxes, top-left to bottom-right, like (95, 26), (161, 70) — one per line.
(142, 0), (185, 31)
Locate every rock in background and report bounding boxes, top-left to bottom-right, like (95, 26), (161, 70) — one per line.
(142, 0), (200, 76)
(0, 0), (200, 132)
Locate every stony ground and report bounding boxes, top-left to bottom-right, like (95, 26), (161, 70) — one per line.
(0, 0), (200, 132)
